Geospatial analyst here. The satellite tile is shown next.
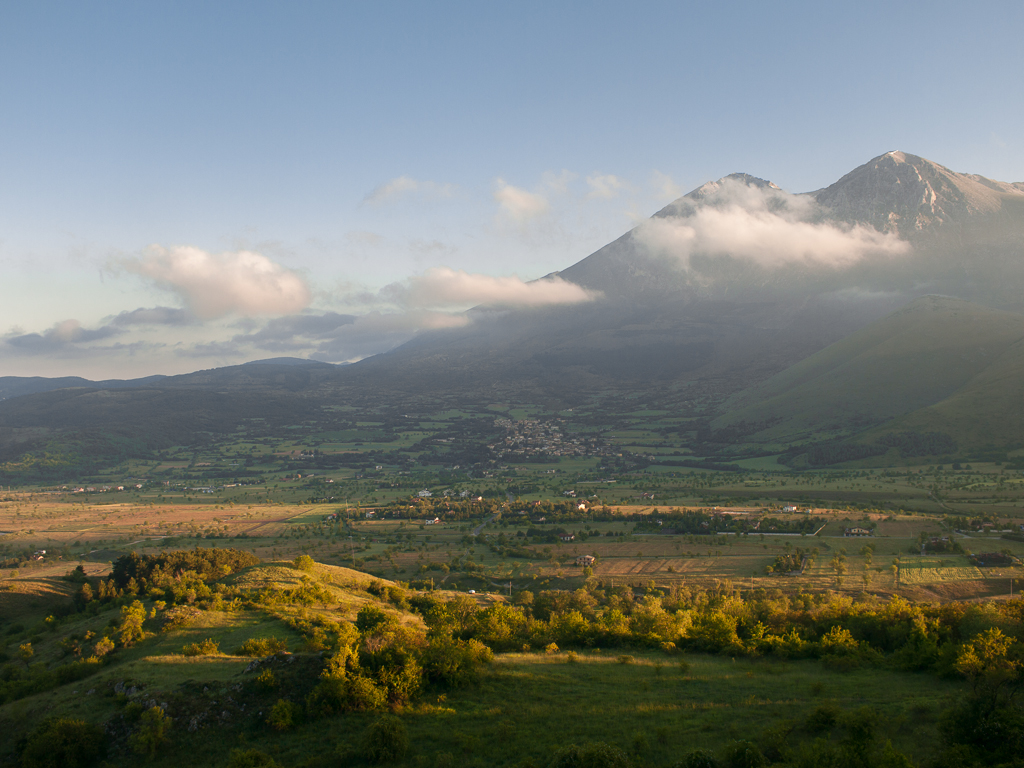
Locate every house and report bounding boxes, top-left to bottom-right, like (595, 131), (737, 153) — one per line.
(576, 555), (595, 567)
(559, 533), (575, 542)
(844, 527), (872, 537)
(577, 503), (587, 511)
(417, 490), (433, 498)
(782, 505), (799, 513)
(425, 517), (441, 525)
(364, 511), (376, 519)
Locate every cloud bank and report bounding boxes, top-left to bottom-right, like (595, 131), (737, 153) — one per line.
(122, 245), (312, 319)
(635, 178), (910, 269)
(380, 267), (598, 310)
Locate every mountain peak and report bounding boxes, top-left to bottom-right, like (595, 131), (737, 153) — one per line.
(814, 151), (1024, 236)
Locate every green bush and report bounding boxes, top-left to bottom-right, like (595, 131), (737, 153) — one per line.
(181, 638), (219, 656)
(805, 703), (841, 733)
(293, 555), (316, 572)
(227, 748), (280, 768)
(128, 706), (172, 757)
(674, 751), (719, 768)
(362, 714), (409, 764)
(548, 741), (629, 768)
(20, 718), (106, 768)
(266, 699), (300, 731)
(722, 740), (768, 768)
(234, 637), (288, 656)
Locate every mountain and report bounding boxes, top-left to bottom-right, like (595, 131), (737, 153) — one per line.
(3, 151), (1024, 467)
(712, 295), (1024, 447)
(340, 152), (1024, 402)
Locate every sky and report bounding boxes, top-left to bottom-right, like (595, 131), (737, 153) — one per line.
(1, 0), (1022, 379)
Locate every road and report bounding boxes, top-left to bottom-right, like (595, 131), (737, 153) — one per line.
(471, 513), (499, 536)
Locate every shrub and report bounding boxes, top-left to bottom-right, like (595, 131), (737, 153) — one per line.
(722, 740), (768, 768)
(806, 703), (841, 733)
(266, 699), (300, 731)
(674, 750), (719, 768)
(227, 749), (280, 768)
(255, 668), (277, 691)
(234, 637), (287, 656)
(617, 655), (635, 665)
(362, 714), (409, 764)
(293, 555), (316, 572)
(20, 718), (106, 768)
(181, 638), (219, 656)
(128, 706), (171, 757)
(548, 741), (629, 768)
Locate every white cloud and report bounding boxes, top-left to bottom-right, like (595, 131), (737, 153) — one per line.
(494, 179), (549, 223)
(122, 245), (312, 319)
(586, 173), (629, 199)
(363, 176), (456, 204)
(634, 178), (910, 270)
(380, 267), (598, 310)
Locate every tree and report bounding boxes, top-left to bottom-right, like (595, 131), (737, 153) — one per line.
(20, 718), (105, 768)
(362, 714), (409, 764)
(118, 600), (147, 646)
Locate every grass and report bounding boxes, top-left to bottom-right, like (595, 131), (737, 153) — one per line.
(0, 643), (962, 768)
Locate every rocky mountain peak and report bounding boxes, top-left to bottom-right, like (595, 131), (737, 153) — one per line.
(814, 151), (1024, 237)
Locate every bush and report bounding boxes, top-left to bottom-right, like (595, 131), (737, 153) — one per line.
(548, 741), (629, 768)
(362, 714), (409, 764)
(255, 668), (277, 691)
(20, 718), (106, 768)
(805, 703), (841, 733)
(722, 740), (768, 768)
(227, 748), (280, 768)
(128, 706), (171, 757)
(234, 637), (287, 656)
(674, 751), (719, 768)
(181, 638), (219, 656)
(293, 555), (316, 572)
(266, 699), (300, 731)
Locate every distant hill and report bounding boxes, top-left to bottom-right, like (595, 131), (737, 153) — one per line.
(713, 296), (1024, 448)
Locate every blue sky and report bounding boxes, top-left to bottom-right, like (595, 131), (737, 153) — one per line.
(1, 1), (1021, 377)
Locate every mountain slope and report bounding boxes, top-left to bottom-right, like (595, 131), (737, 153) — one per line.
(713, 296), (1024, 447)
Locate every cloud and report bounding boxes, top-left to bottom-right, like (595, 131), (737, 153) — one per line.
(121, 245), (312, 319)
(586, 174), (629, 199)
(109, 306), (194, 326)
(363, 176), (456, 205)
(634, 177), (910, 270)
(494, 179), (549, 223)
(3, 319), (123, 353)
(310, 310), (471, 363)
(379, 267), (598, 310)
(233, 312), (357, 352)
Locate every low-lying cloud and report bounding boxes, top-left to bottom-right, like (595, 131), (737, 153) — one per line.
(122, 245), (312, 319)
(635, 177), (910, 270)
(380, 267), (598, 310)
(109, 306), (194, 326)
(3, 319), (123, 352)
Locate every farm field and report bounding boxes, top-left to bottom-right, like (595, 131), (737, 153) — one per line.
(4, 493), (1024, 611)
